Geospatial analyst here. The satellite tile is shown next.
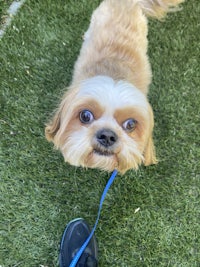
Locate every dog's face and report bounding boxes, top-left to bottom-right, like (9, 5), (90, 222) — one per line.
(46, 76), (157, 173)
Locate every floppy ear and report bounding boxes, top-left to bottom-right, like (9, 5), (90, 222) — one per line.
(45, 85), (78, 145)
(143, 135), (158, 166)
(143, 103), (158, 166)
(45, 108), (62, 142)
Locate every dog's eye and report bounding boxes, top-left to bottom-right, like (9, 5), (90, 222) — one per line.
(79, 110), (94, 124)
(122, 118), (137, 132)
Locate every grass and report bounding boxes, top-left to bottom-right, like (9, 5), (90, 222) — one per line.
(0, 0), (13, 25)
(0, 0), (199, 266)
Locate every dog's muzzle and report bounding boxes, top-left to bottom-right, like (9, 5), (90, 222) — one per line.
(96, 128), (118, 148)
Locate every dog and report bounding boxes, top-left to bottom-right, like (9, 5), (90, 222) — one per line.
(45, 0), (184, 173)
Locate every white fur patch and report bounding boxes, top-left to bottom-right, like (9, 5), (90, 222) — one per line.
(78, 76), (149, 116)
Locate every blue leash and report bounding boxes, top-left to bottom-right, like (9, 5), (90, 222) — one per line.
(69, 169), (118, 267)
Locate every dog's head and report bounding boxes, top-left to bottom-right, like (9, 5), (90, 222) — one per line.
(45, 76), (157, 173)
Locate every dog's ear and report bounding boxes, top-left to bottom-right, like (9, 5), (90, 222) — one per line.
(143, 136), (157, 166)
(45, 85), (78, 145)
(45, 108), (62, 142)
(143, 104), (158, 166)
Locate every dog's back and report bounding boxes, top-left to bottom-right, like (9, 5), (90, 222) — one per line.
(72, 0), (184, 94)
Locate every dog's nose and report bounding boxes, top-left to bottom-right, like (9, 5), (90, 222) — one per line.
(96, 129), (118, 147)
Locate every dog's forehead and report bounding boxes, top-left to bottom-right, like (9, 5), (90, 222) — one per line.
(78, 76), (148, 112)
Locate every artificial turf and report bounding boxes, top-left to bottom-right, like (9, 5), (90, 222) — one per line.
(0, 0), (199, 266)
(0, 0), (13, 25)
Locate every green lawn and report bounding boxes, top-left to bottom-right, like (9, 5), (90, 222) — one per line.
(0, 0), (199, 266)
(0, 0), (13, 25)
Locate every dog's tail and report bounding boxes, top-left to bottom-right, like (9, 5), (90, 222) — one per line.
(138, 0), (184, 19)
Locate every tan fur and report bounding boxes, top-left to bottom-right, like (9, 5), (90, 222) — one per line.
(73, 0), (151, 94)
(45, 0), (184, 173)
(139, 0), (184, 18)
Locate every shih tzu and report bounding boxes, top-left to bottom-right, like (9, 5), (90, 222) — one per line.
(45, 0), (184, 173)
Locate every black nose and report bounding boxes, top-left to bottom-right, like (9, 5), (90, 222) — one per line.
(96, 129), (118, 147)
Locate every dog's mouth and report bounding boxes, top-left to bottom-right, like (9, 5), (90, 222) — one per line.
(93, 148), (114, 157)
